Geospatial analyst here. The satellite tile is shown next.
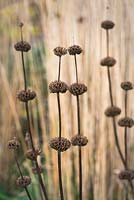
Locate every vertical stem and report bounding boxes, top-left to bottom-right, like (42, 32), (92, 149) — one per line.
(76, 95), (81, 135)
(58, 56), (61, 81)
(21, 51), (27, 90)
(124, 91), (128, 169)
(74, 55), (78, 83)
(57, 93), (62, 138)
(58, 151), (64, 200)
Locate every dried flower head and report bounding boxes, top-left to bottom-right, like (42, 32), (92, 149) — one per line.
(118, 170), (134, 181)
(26, 148), (41, 160)
(49, 81), (68, 93)
(14, 41), (31, 52)
(100, 57), (116, 67)
(121, 81), (133, 91)
(18, 22), (24, 28)
(118, 117), (134, 128)
(105, 106), (121, 117)
(49, 137), (71, 152)
(71, 135), (88, 146)
(17, 89), (36, 102)
(53, 47), (67, 57)
(32, 166), (44, 174)
(69, 83), (87, 96)
(101, 20), (115, 30)
(16, 176), (31, 187)
(68, 45), (83, 55)
(8, 137), (20, 150)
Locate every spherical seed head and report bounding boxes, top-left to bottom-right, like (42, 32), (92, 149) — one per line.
(17, 89), (36, 102)
(32, 166), (44, 174)
(16, 176), (31, 187)
(118, 170), (134, 181)
(8, 137), (20, 150)
(121, 81), (133, 91)
(118, 117), (134, 128)
(68, 45), (83, 55)
(71, 135), (88, 146)
(105, 106), (121, 117)
(49, 137), (71, 152)
(101, 20), (115, 30)
(100, 57), (116, 67)
(25, 148), (41, 160)
(14, 41), (31, 52)
(18, 22), (24, 28)
(49, 81), (68, 93)
(53, 47), (67, 57)
(69, 83), (87, 96)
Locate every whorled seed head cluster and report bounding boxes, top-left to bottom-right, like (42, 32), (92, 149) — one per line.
(8, 137), (20, 150)
(49, 137), (71, 152)
(101, 20), (115, 30)
(100, 57), (116, 67)
(17, 89), (36, 102)
(16, 176), (31, 187)
(14, 41), (31, 52)
(104, 106), (121, 117)
(53, 47), (67, 57)
(71, 135), (88, 146)
(118, 117), (134, 128)
(118, 169), (134, 181)
(69, 83), (87, 96)
(68, 45), (83, 55)
(121, 81), (133, 91)
(49, 81), (68, 93)
(25, 148), (41, 160)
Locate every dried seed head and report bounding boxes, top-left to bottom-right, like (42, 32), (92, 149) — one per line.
(8, 137), (20, 150)
(53, 47), (67, 57)
(71, 135), (88, 146)
(118, 170), (134, 181)
(18, 22), (24, 28)
(49, 81), (68, 93)
(16, 176), (31, 187)
(49, 137), (71, 152)
(100, 57), (116, 67)
(118, 117), (134, 128)
(69, 83), (87, 96)
(121, 81), (133, 91)
(25, 148), (41, 160)
(14, 41), (31, 52)
(32, 166), (44, 174)
(101, 20), (115, 30)
(105, 106), (121, 117)
(17, 89), (36, 102)
(68, 45), (83, 55)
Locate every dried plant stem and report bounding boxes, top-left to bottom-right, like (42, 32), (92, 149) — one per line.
(14, 154), (33, 200)
(124, 91), (128, 169)
(57, 56), (64, 200)
(74, 55), (82, 200)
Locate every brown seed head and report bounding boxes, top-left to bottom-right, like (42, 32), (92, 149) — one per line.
(71, 135), (88, 146)
(18, 22), (24, 28)
(17, 89), (36, 102)
(121, 81), (133, 91)
(32, 166), (44, 174)
(25, 148), (41, 160)
(105, 106), (121, 117)
(49, 137), (71, 152)
(8, 137), (20, 150)
(69, 83), (87, 96)
(118, 117), (134, 128)
(118, 170), (134, 181)
(53, 47), (67, 57)
(68, 45), (83, 55)
(49, 81), (68, 93)
(14, 41), (31, 52)
(101, 20), (115, 30)
(100, 57), (116, 67)
(16, 176), (31, 187)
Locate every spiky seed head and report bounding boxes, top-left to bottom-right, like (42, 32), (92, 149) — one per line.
(8, 137), (20, 150)
(105, 106), (121, 117)
(16, 176), (31, 187)
(14, 41), (31, 52)
(25, 148), (41, 160)
(49, 81), (68, 93)
(17, 89), (36, 102)
(71, 135), (88, 146)
(68, 45), (83, 55)
(121, 81), (133, 91)
(118, 117), (134, 128)
(100, 57), (116, 67)
(32, 166), (44, 174)
(69, 83), (87, 96)
(118, 170), (134, 181)
(101, 20), (115, 30)
(53, 47), (67, 57)
(49, 137), (71, 152)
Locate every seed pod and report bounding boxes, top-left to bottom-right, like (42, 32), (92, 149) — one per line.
(8, 137), (20, 150)
(16, 176), (31, 187)
(71, 134), (88, 146)
(14, 41), (31, 52)
(68, 45), (83, 55)
(26, 148), (41, 160)
(105, 106), (121, 117)
(118, 170), (134, 181)
(53, 47), (67, 57)
(121, 81), (133, 91)
(118, 117), (134, 128)
(100, 57), (116, 67)
(17, 89), (36, 102)
(101, 20), (115, 30)
(49, 137), (71, 152)
(32, 166), (44, 174)
(69, 83), (87, 96)
(49, 81), (68, 93)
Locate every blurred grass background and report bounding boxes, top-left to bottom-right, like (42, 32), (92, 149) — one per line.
(0, 0), (134, 199)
